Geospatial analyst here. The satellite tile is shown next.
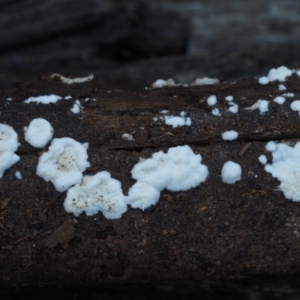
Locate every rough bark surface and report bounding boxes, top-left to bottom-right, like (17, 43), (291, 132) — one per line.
(1, 75), (300, 289)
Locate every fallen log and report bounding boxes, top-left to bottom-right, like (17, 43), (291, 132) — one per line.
(1, 70), (300, 289)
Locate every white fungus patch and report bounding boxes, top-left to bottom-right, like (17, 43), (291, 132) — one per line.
(64, 95), (72, 100)
(258, 66), (293, 85)
(160, 110), (169, 114)
(207, 95), (217, 106)
(191, 77), (219, 86)
(273, 96), (286, 105)
(36, 137), (90, 192)
(24, 118), (54, 148)
(15, 171), (22, 179)
(152, 78), (176, 88)
(64, 171), (127, 219)
(0, 123), (20, 178)
(221, 161), (242, 184)
(278, 84), (286, 91)
(258, 155), (267, 165)
(212, 108), (221, 116)
(290, 100), (300, 115)
(264, 141), (300, 201)
(163, 111), (192, 128)
(70, 100), (81, 114)
(127, 145), (209, 210)
(245, 99), (269, 115)
(7, 98), (12, 101)
(221, 130), (238, 141)
(24, 95), (62, 104)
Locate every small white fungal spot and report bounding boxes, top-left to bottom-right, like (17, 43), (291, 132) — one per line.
(278, 84), (286, 91)
(221, 161), (242, 184)
(15, 171), (22, 180)
(64, 96), (72, 100)
(207, 95), (217, 106)
(273, 96), (286, 105)
(258, 155), (267, 165)
(290, 100), (300, 115)
(24, 118), (54, 148)
(221, 130), (238, 141)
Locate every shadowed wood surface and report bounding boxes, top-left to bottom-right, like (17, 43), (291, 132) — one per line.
(1, 75), (300, 289)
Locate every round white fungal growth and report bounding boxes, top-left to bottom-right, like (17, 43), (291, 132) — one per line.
(127, 182), (160, 210)
(258, 155), (267, 165)
(264, 142), (300, 201)
(24, 118), (54, 148)
(128, 145), (209, 210)
(221, 130), (238, 141)
(64, 171), (127, 219)
(207, 95), (217, 106)
(24, 94), (62, 104)
(290, 100), (300, 115)
(36, 137), (90, 192)
(0, 123), (20, 178)
(273, 96), (286, 105)
(221, 161), (242, 184)
(15, 171), (22, 179)
(278, 84), (286, 91)
(164, 114), (192, 128)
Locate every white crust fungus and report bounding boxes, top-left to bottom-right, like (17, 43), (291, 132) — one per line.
(163, 111), (192, 128)
(273, 96), (286, 105)
(127, 145), (209, 210)
(221, 161), (242, 184)
(0, 123), (20, 178)
(221, 130), (238, 141)
(64, 171), (127, 219)
(24, 95), (62, 104)
(24, 118), (54, 148)
(264, 141), (300, 201)
(258, 66), (293, 85)
(36, 137), (90, 192)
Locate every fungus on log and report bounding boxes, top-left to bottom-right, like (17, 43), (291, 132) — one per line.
(1, 70), (300, 289)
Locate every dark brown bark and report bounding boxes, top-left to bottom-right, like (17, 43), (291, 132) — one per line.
(1, 74), (300, 289)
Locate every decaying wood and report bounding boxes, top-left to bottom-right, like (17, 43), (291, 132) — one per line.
(1, 75), (300, 289)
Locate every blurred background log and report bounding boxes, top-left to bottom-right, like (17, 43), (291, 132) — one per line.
(1, 0), (300, 90)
